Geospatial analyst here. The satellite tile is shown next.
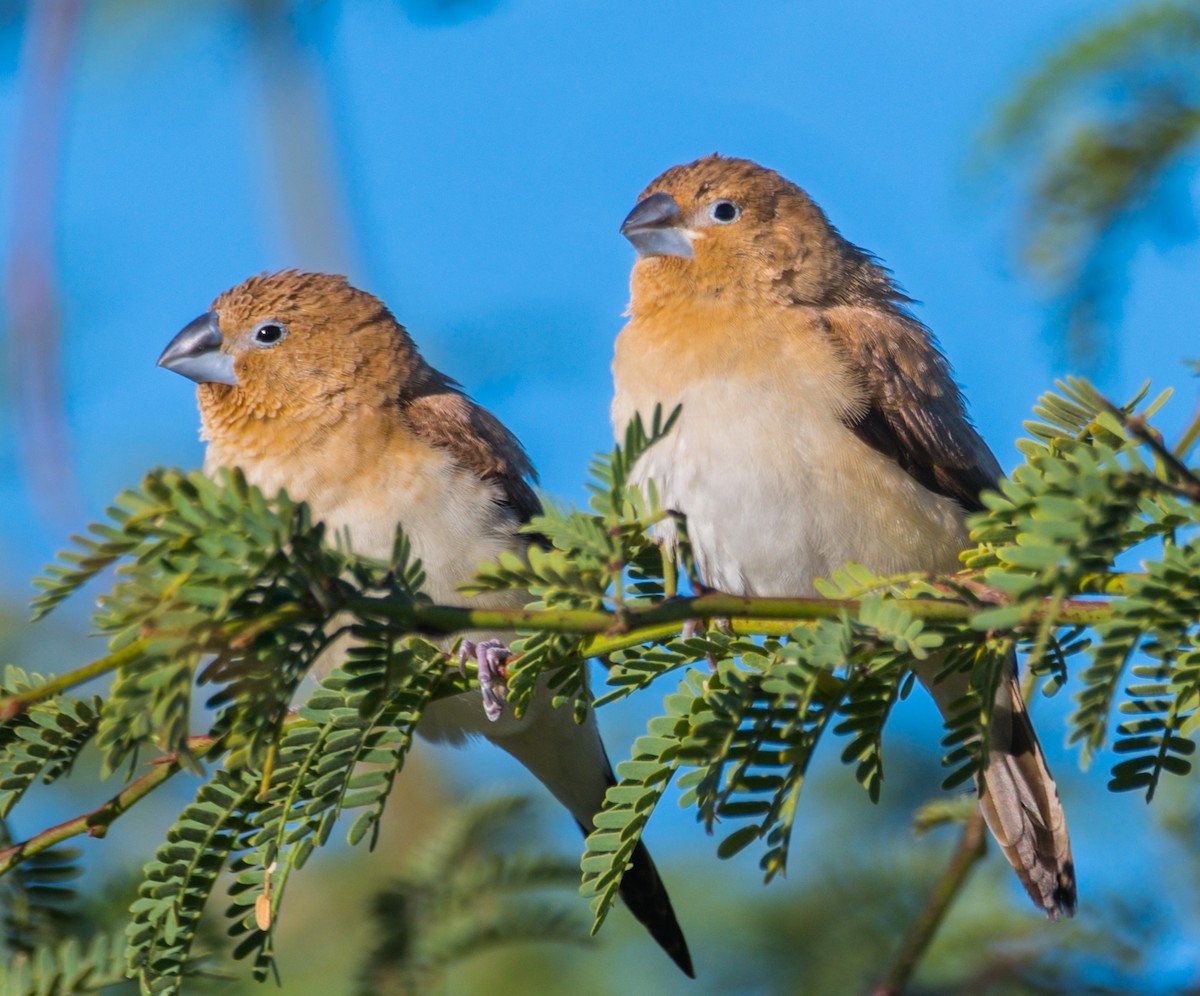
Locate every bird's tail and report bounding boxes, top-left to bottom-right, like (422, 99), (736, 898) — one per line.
(486, 695), (694, 976)
(571, 819), (694, 978)
(918, 657), (1076, 918)
(618, 837), (695, 978)
(976, 672), (1076, 918)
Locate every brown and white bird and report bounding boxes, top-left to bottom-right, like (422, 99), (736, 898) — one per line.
(611, 156), (1075, 918)
(158, 270), (693, 974)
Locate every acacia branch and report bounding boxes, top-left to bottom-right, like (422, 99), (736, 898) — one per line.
(1098, 397), (1200, 500)
(349, 589), (1114, 639)
(0, 734), (222, 876)
(872, 809), (989, 996)
(0, 642), (149, 720)
(1, 589), (1115, 719)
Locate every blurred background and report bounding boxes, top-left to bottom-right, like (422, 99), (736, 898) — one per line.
(0, 0), (1198, 992)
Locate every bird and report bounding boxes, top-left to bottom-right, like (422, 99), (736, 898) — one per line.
(611, 155), (1076, 918)
(158, 269), (693, 975)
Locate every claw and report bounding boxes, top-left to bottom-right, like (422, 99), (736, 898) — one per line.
(679, 618), (730, 671)
(459, 639), (511, 721)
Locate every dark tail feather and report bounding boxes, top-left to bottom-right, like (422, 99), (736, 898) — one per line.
(619, 838), (694, 977)
(978, 674), (1077, 918)
(917, 656), (1076, 918)
(575, 820), (694, 977)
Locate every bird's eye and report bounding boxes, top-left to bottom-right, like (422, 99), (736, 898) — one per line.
(708, 200), (741, 224)
(253, 322), (287, 346)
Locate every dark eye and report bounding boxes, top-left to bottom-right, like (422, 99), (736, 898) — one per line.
(254, 322), (287, 346)
(709, 200), (740, 224)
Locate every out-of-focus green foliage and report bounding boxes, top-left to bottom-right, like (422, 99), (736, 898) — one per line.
(125, 655), (442, 991)
(358, 795), (589, 995)
(982, 0), (1200, 367)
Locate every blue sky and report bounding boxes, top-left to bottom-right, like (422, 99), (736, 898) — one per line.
(0, 0), (1198, 985)
(4, 0), (1195, 588)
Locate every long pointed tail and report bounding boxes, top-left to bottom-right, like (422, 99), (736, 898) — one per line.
(977, 673), (1076, 917)
(918, 658), (1076, 917)
(615, 836), (694, 977)
(488, 694), (694, 976)
(576, 820), (693, 976)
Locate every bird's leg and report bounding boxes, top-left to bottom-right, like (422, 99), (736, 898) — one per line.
(681, 581), (732, 670)
(458, 639), (511, 722)
(678, 619), (716, 673)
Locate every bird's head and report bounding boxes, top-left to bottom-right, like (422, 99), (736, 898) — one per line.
(621, 155), (895, 313)
(158, 270), (427, 438)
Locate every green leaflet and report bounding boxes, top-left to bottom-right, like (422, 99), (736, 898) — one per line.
(580, 713), (684, 934)
(1090, 542), (1200, 797)
(27, 469), (430, 776)
(0, 931), (131, 996)
(127, 650), (441, 994)
(968, 379), (1200, 794)
(2, 378), (1198, 989)
(0, 669), (101, 818)
(0, 830), (82, 958)
(464, 407), (681, 718)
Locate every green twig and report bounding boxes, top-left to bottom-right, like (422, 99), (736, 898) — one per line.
(349, 590), (1114, 640)
(0, 733), (222, 876)
(872, 809), (989, 996)
(1174, 401), (1200, 460)
(2, 589), (1115, 720)
(0, 641), (148, 719)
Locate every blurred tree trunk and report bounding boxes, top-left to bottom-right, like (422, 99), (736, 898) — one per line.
(5, 0), (83, 522)
(242, 0), (359, 275)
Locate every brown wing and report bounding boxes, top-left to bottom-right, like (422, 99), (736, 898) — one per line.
(823, 306), (1002, 513)
(403, 384), (542, 526)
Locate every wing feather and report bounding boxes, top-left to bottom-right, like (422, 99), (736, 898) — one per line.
(823, 306), (1001, 513)
(403, 385), (541, 526)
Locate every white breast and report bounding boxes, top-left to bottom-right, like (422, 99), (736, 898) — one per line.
(206, 440), (516, 607)
(205, 435), (531, 738)
(621, 377), (970, 597)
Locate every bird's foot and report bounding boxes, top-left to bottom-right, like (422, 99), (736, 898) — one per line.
(458, 639), (511, 722)
(680, 617), (731, 671)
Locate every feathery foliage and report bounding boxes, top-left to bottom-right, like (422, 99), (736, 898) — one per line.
(0, 668), (101, 818)
(359, 795), (589, 995)
(126, 649), (442, 993)
(981, 0), (1200, 367)
(463, 404), (680, 721)
(0, 380), (1196, 987)
(965, 377), (1199, 797)
(0, 932), (132, 996)
(0, 828), (81, 957)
